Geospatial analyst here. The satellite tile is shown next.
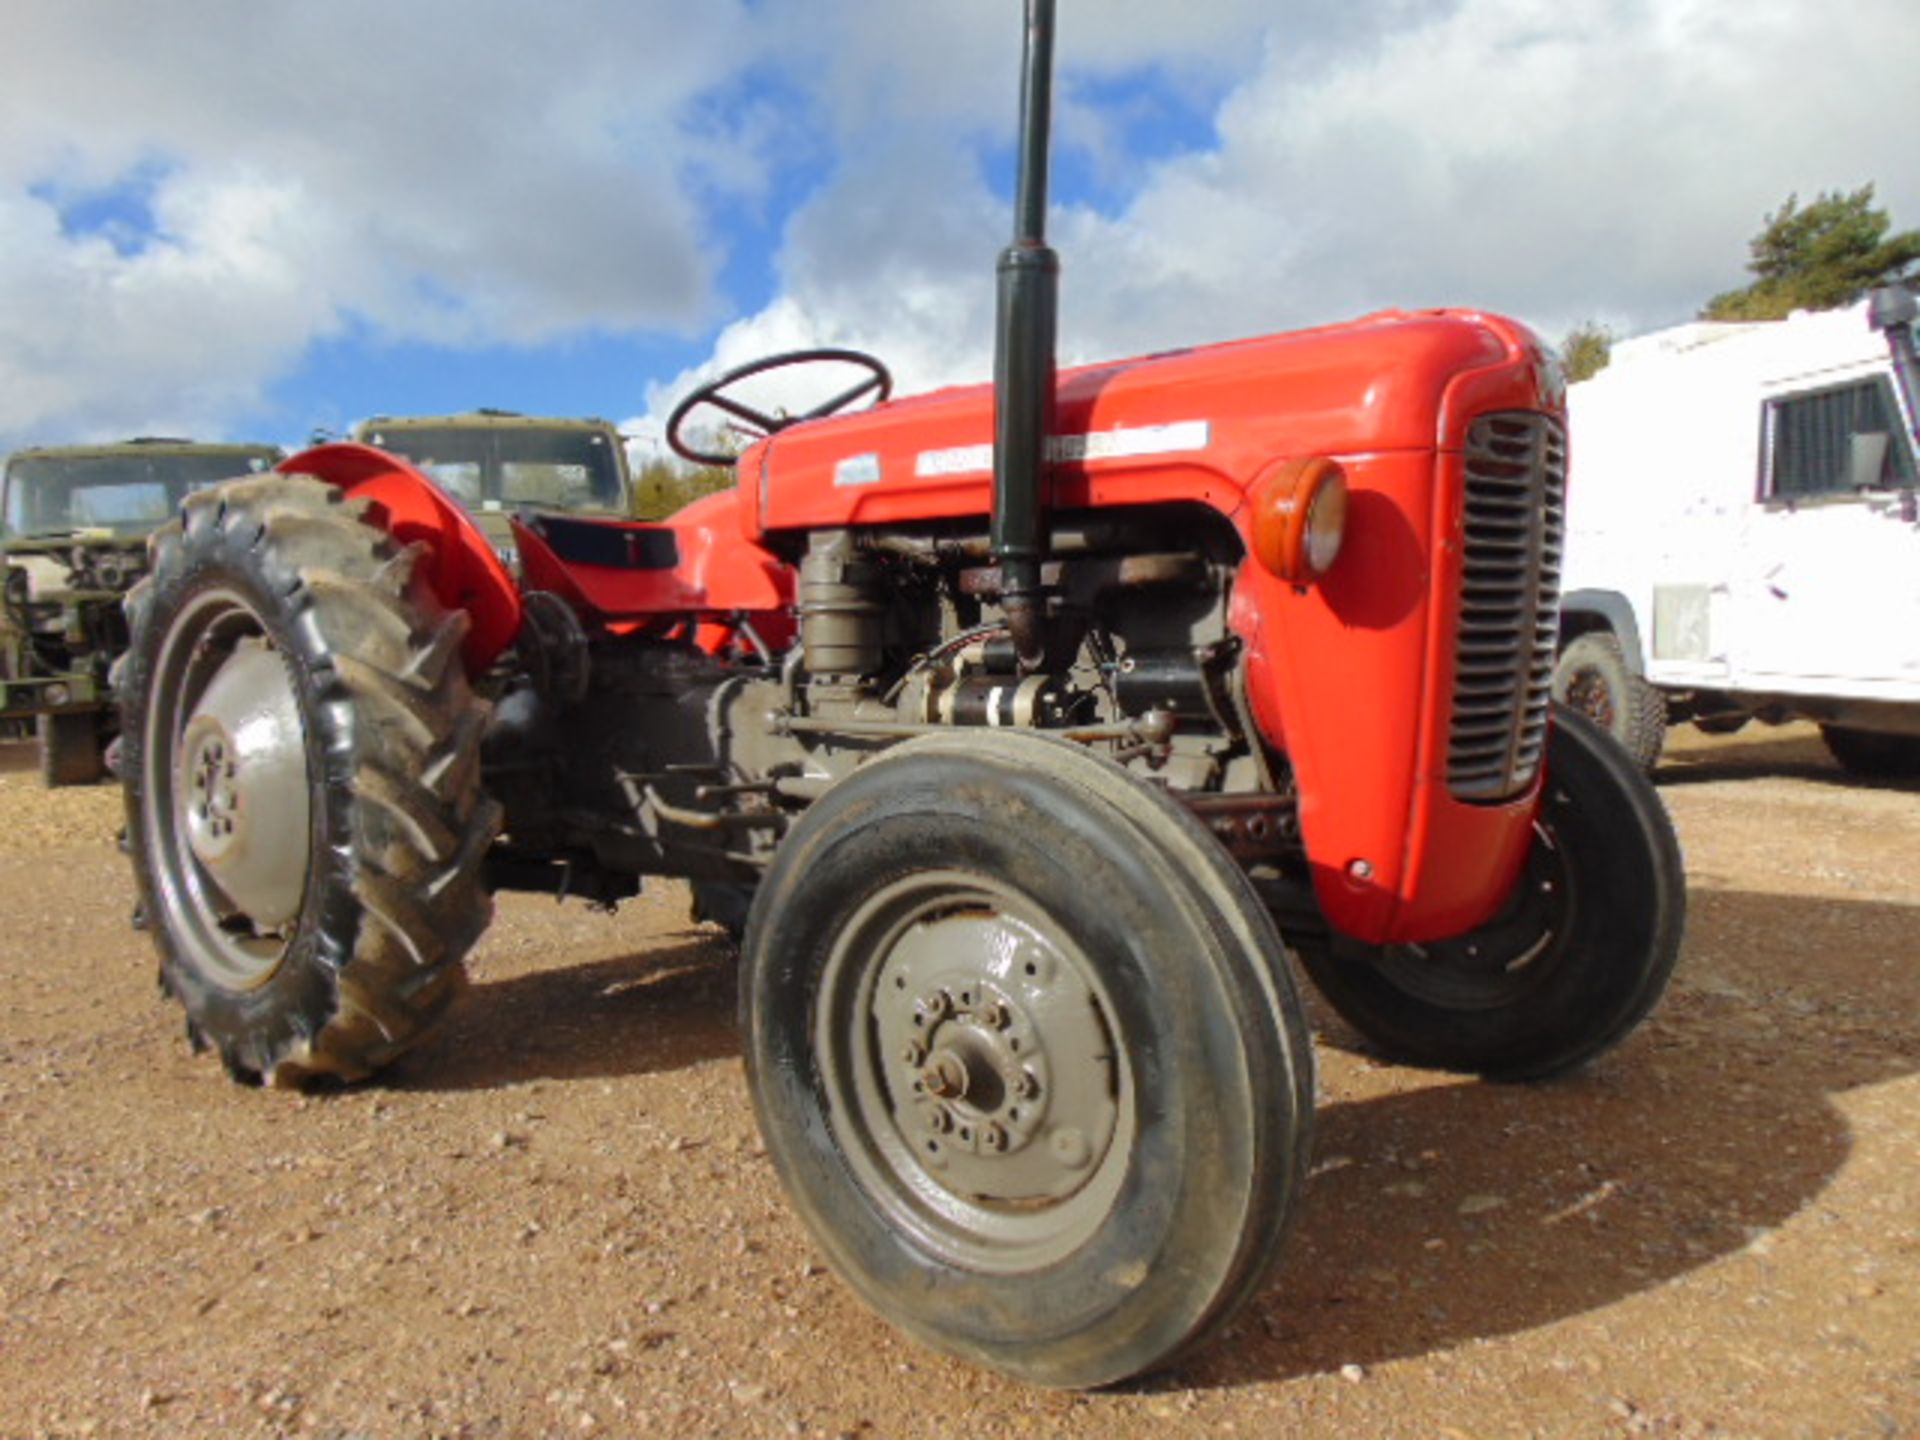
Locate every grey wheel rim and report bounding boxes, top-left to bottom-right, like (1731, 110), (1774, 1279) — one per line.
(143, 586), (314, 990)
(814, 870), (1134, 1274)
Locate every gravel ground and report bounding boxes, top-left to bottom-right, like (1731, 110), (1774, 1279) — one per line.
(0, 723), (1915, 1439)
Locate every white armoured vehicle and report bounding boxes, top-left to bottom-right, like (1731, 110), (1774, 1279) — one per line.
(1554, 286), (1920, 775)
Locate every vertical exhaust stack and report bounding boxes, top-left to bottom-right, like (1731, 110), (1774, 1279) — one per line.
(1869, 285), (1920, 449)
(992, 0), (1060, 672)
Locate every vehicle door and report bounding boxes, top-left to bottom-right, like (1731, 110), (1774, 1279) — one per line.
(1732, 364), (1920, 689)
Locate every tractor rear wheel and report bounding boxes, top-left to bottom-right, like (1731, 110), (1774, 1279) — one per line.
(1295, 706), (1685, 1081)
(742, 731), (1314, 1388)
(38, 710), (104, 787)
(120, 475), (499, 1086)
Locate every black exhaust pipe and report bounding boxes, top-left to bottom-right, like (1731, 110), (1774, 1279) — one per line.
(1869, 285), (1920, 452)
(992, 0), (1060, 672)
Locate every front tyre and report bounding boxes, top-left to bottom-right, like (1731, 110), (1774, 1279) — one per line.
(120, 475), (499, 1086)
(1551, 631), (1666, 772)
(1297, 706), (1685, 1081)
(743, 732), (1314, 1388)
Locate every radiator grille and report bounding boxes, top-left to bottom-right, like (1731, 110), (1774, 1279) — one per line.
(1447, 412), (1566, 802)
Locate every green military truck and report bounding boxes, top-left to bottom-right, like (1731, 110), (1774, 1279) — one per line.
(1, 437), (284, 784)
(351, 411), (634, 561)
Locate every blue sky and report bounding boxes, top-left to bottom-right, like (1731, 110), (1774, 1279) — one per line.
(2, 0), (1916, 456)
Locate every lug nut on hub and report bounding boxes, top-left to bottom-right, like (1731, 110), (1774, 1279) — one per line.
(921, 1051), (969, 1100)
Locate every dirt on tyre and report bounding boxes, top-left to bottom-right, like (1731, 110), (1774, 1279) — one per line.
(119, 474), (499, 1086)
(1551, 630), (1667, 772)
(741, 731), (1315, 1388)
(1295, 705), (1685, 1081)
(38, 710), (104, 787)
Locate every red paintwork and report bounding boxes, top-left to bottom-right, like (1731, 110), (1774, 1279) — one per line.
(287, 307), (1564, 948)
(723, 308), (1557, 944)
(511, 488), (792, 620)
(278, 443), (523, 670)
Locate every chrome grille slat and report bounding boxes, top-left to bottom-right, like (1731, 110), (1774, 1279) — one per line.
(1448, 412), (1567, 802)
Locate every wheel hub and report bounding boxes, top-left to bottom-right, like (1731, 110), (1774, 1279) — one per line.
(867, 909), (1118, 1201)
(1565, 670), (1616, 727)
(173, 638), (311, 932)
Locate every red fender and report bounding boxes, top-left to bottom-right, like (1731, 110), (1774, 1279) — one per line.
(278, 443), (523, 672)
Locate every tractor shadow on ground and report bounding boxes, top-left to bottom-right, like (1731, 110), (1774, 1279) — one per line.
(391, 932), (741, 1092)
(0, 736), (38, 773)
(1171, 884), (1915, 1390)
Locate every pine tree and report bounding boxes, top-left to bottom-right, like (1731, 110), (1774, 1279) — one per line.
(1702, 186), (1920, 321)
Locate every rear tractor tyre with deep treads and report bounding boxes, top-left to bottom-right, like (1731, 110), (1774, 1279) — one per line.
(120, 474), (500, 1086)
(742, 731), (1315, 1387)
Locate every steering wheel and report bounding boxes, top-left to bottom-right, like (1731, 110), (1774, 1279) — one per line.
(665, 348), (893, 466)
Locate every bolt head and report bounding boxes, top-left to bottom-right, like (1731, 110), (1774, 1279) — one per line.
(921, 1051), (968, 1100)
(1049, 1127), (1091, 1169)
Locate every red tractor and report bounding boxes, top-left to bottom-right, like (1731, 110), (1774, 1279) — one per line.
(118, 2), (1683, 1388)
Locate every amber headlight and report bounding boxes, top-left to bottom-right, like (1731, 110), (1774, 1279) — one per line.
(1252, 456), (1348, 584)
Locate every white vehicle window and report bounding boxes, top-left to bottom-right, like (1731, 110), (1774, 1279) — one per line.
(1764, 376), (1916, 498)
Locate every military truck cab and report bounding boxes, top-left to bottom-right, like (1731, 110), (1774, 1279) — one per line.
(0, 438), (283, 783)
(352, 410), (633, 569)
(1556, 287), (1920, 774)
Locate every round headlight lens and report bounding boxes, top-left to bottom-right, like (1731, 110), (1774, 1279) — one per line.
(1251, 456), (1349, 584)
(1303, 473), (1348, 576)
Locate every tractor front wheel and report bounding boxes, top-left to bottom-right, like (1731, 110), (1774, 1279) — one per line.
(742, 731), (1314, 1388)
(120, 475), (499, 1086)
(1296, 706), (1685, 1081)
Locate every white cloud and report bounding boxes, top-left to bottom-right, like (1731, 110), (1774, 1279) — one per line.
(0, 0), (766, 448)
(5, 0), (1917, 453)
(649, 0), (1920, 433)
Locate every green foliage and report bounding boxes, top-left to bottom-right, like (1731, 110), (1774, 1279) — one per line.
(1702, 185), (1920, 321)
(630, 456), (736, 519)
(1561, 321), (1614, 383)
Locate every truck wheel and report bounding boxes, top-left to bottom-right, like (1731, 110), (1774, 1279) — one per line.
(120, 475), (500, 1086)
(1551, 631), (1667, 771)
(1296, 706), (1684, 1081)
(1820, 724), (1920, 778)
(38, 711), (104, 787)
(689, 879), (754, 942)
(742, 731), (1314, 1388)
